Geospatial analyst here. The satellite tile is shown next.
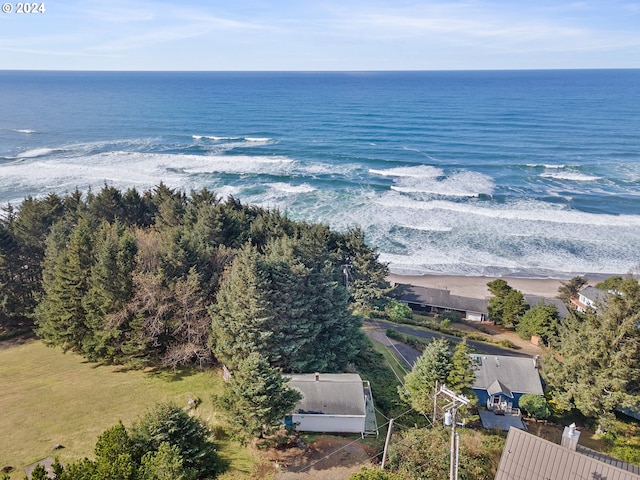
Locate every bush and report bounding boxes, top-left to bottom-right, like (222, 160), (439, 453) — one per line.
(385, 300), (413, 321)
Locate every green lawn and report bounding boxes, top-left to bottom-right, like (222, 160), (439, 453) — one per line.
(0, 340), (255, 479)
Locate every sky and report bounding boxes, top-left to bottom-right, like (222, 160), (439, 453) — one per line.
(1, 0), (639, 70)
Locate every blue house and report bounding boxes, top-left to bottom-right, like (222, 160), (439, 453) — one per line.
(471, 355), (544, 413)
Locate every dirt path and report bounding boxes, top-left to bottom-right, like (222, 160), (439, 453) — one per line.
(263, 437), (376, 480)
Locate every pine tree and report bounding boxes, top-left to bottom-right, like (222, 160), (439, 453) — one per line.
(335, 226), (391, 310)
(447, 340), (476, 395)
(399, 338), (452, 415)
(214, 352), (302, 441)
(556, 275), (588, 306)
(130, 402), (223, 479)
(36, 217), (95, 352)
(544, 278), (640, 427)
(82, 221), (137, 359)
(486, 279), (527, 326)
(209, 245), (273, 370)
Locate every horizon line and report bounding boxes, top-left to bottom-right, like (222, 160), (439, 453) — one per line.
(1, 67), (639, 74)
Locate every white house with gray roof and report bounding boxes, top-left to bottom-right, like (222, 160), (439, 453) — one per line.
(285, 373), (375, 436)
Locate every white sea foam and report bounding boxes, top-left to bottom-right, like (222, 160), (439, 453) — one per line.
(526, 163), (566, 169)
(541, 171), (601, 182)
(15, 129), (35, 134)
(16, 148), (56, 158)
(391, 170), (495, 198)
(267, 183), (316, 194)
(369, 165), (443, 178)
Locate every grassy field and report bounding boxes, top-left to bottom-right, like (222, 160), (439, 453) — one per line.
(0, 339), (255, 479)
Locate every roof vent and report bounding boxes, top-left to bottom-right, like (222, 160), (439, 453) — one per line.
(533, 355), (540, 369)
(495, 357), (500, 368)
(315, 372), (320, 381)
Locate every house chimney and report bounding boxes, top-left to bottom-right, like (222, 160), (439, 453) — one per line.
(315, 372), (320, 381)
(561, 423), (580, 450)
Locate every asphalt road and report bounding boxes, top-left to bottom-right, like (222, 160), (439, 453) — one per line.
(363, 319), (532, 369)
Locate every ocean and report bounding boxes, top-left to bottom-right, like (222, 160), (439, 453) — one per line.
(1, 70), (639, 278)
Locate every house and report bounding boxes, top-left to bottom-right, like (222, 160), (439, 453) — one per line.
(571, 285), (608, 312)
(394, 284), (489, 321)
(471, 354), (543, 413)
(495, 426), (640, 480)
(285, 373), (376, 436)
(524, 294), (569, 319)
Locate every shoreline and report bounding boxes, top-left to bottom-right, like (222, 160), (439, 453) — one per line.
(386, 272), (611, 299)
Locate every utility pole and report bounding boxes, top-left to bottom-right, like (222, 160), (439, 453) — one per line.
(341, 260), (352, 289)
(436, 385), (469, 480)
(380, 418), (394, 470)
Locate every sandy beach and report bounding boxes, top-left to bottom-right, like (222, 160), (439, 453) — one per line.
(388, 273), (567, 299)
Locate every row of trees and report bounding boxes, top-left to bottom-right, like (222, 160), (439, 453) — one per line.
(0, 184), (390, 372)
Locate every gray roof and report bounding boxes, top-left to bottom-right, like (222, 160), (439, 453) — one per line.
(395, 284), (488, 314)
(471, 355), (543, 396)
(495, 427), (640, 480)
(580, 285), (609, 304)
(524, 295), (570, 318)
(287, 373), (366, 416)
(488, 379), (512, 398)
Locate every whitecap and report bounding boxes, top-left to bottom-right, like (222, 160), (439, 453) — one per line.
(526, 163), (566, 169)
(369, 165), (443, 179)
(267, 183), (316, 194)
(15, 129), (36, 134)
(541, 171), (601, 182)
(391, 170), (495, 198)
(16, 147), (55, 158)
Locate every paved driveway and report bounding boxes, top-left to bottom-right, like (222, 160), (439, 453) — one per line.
(363, 319), (533, 368)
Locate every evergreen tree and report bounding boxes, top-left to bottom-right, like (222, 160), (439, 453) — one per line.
(486, 279), (527, 326)
(130, 402), (223, 479)
(399, 338), (452, 415)
(556, 275), (588, 306)
(209, 245), (273, 370)
(335, 227), (391, 310)
(447, 340), (476, 396)
(36, 217), (95, 352)
(82, 221), (137, 359)
(515, 302), (560, 346)
(544, 278), (640, 427)
(139, 442), (193, 480)
(214, 352), (302, 441)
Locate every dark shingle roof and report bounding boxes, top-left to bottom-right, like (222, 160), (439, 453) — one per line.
(395, 284), (488, 314)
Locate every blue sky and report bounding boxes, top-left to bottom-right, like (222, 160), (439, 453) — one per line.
(1, 0), (639, 70)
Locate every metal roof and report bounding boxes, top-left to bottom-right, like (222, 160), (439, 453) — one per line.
(395, 284), (488, 314)
(495, 427), (640, 480)
(287, 373), (366, 416)
(472, 355), (543, 396)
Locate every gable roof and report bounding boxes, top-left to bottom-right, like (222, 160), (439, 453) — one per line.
(472, 355), (543, 396)
(395, 284), (488, 314)
(287, 373), (366, 416)
(580, 285), (609, 304)
(495, 427), (640, 480)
